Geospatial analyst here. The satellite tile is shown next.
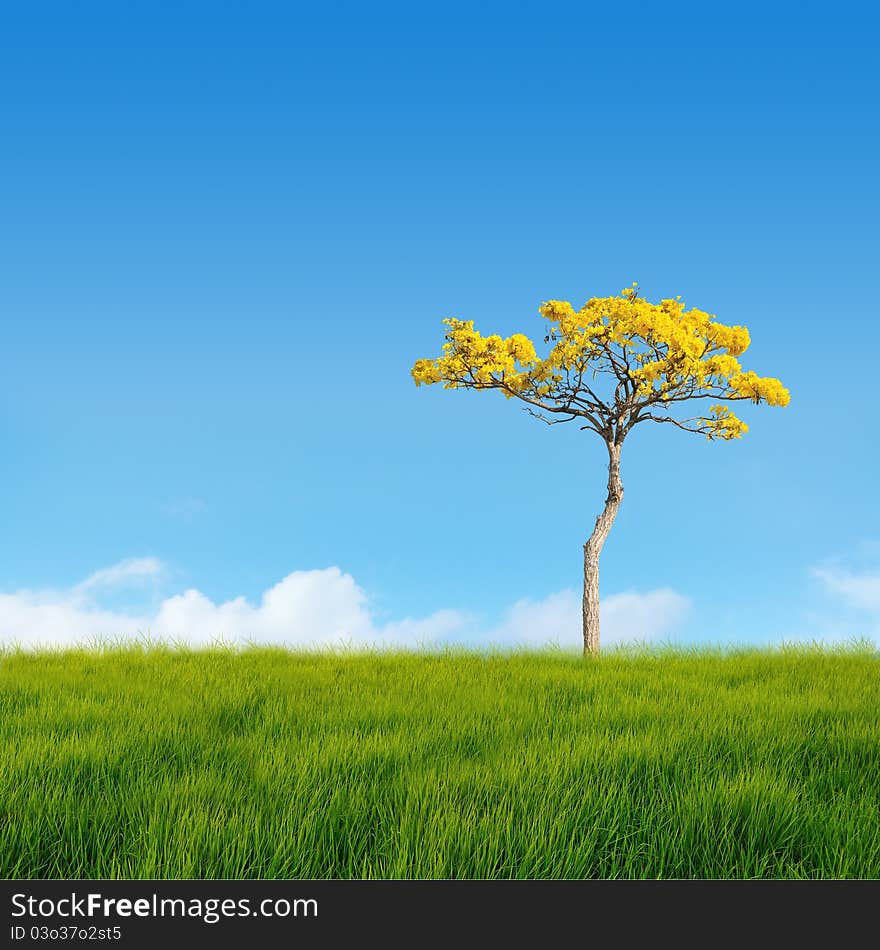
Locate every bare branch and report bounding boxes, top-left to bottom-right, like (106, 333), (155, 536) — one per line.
(524, 407), (580, 427)
(639, 413), (714, 435)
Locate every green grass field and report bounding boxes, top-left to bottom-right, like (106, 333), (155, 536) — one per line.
(2, 643), (879, 878)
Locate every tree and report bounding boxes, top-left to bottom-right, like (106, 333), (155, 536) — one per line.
(411, 284), (790, 656)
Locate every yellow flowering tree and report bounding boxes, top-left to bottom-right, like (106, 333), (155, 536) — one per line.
(412, 284), (790, 655)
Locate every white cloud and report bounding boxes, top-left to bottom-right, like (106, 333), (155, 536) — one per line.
(487, 587), (691, 648)
(0, 562), (471, 650)
(0, 557), (690, 651)
(154, 568), (378, 646)
(490, 590), (578, 648)
(792, 560), (880, 645)
(812, 566), (880, 613)
(75, 557), (165, 594)
(600, 588), (692, 643)
(0, 594), (152, 648)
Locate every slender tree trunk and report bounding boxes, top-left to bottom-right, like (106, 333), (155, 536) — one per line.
(583, 440), (624, 657)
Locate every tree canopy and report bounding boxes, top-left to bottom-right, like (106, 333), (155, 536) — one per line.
(412, 284), (790, 443)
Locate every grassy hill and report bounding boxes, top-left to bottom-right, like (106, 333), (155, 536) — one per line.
(2, 644), (879, 878)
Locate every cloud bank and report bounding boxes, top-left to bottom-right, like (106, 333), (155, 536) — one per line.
(0, 559), (691, 650)
(490, 587), (690, 648)
(809, 561), (880, 642)
(812, 566), (880, 613)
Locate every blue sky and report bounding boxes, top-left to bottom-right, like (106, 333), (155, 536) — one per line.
(2, 0), (879, 649)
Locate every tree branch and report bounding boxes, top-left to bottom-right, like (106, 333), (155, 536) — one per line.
(524, 407), (581, 427)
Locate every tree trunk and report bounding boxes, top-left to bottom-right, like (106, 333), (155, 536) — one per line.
(582, 440), (624, 656)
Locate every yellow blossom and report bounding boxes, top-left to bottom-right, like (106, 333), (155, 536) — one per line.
(411, 285), (789, 444)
